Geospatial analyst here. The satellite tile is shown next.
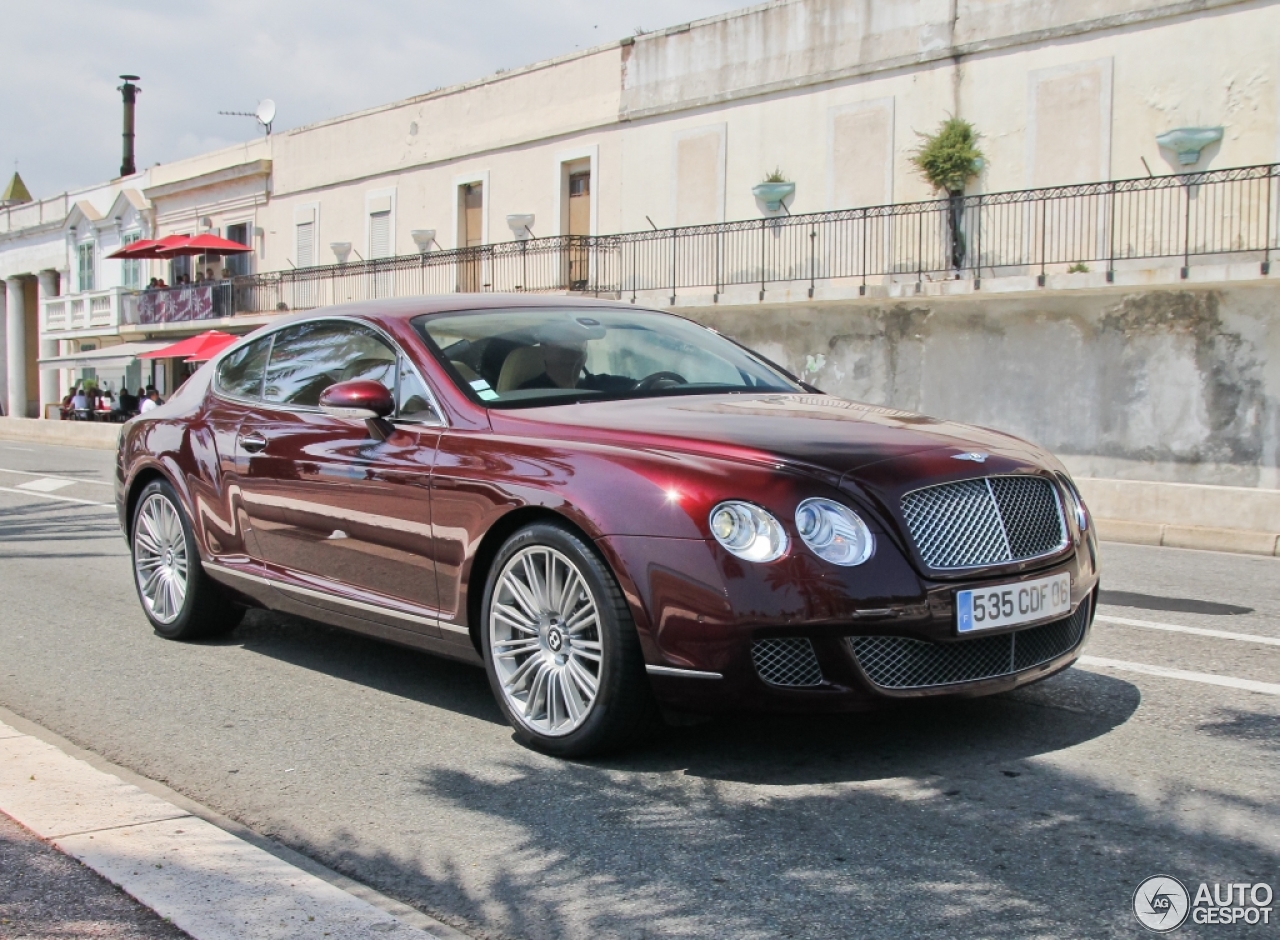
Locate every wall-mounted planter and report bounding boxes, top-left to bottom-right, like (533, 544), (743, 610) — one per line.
(330, 242), (352, 264)
(752, 181), (795, 212)
(506, 214), (536, 240)
(410, 229), (436, 253)
(1156, 126), (1223, 166)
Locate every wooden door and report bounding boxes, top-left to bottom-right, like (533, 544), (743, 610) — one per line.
(565, 171), (590, 289)
(459, 183), (483, 292)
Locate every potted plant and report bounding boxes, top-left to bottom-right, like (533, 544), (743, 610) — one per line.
(911, 118), (984, 274)
(752, 169), (795, 213)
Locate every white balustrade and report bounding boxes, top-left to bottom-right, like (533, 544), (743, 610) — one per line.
(40, 287), (132, 334)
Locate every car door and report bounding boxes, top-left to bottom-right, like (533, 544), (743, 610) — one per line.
(200, 334), (274, 561)
(235, 319), (442, 629)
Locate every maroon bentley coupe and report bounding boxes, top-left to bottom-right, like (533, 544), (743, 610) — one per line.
(116, 295), (1098, 755)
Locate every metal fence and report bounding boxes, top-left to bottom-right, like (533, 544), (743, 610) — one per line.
(230, 163), (1280, 313)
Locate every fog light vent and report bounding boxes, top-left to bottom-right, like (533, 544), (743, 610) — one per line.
(752, 637), (824, 687)
(849, 604), (1090, 690)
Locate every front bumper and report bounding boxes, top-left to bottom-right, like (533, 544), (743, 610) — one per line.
(599, 532), (1099, 714)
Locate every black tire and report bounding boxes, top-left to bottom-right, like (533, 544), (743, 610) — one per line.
(480, 521), (658, 757)
(130, 479), (244, 640)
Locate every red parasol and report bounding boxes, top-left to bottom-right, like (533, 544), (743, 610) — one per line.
(138, 330), (239, 362)
(155, 233), (253, 257)
(106, 235), (189, 260)
(107, 234), (253, 260)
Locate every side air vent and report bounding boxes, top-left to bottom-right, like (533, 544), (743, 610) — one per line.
(752, 637), (824, 687)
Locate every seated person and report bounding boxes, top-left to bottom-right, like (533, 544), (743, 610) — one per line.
(516, 339), (632, 394)
(116, 388), (139, 415)
(519, 340), (587, 391)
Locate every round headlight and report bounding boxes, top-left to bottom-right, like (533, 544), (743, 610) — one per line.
(708, 501), (788, 563)
(795, 498), (874, 566)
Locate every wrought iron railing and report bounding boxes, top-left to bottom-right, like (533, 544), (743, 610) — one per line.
(228, 163), (1279, 313)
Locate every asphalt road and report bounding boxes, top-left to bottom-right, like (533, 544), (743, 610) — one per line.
(0, 439), (1276, 939)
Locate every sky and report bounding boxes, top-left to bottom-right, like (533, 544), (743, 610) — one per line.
(1, 0), (752, 200)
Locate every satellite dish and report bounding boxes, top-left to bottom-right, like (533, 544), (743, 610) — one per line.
(255, 99), (276, 134)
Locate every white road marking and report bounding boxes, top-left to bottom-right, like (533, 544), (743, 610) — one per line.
(0, 485), (115, 509)
(1079, 655), (1280, 697)
(0, 466), (114, 486)
(15, 477), (75, 493)
(1095, 612), (1280, 648)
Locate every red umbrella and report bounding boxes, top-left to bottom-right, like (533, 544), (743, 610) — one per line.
(155, 233), (253, 257)
(138, 330), (239, 362)
(106, 234), (195, 260)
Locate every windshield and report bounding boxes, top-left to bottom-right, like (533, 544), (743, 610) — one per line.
(413, 307), (803, 407)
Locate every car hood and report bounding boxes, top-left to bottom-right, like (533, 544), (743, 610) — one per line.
(489, 393), (1049, 482)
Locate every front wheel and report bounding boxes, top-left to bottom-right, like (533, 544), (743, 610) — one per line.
(131, 479), (243, 640)
(481, 522), (657, 757)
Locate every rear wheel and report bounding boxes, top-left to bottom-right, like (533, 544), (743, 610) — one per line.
(131, 480), (243, 640)
(481, 522), (657, 757)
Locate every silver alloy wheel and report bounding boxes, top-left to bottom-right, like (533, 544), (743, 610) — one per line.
(489, 545), (604, 737)
(133, 493), (190, 625)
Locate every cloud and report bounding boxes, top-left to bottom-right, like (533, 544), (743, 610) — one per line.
(0, 0), (749, 198)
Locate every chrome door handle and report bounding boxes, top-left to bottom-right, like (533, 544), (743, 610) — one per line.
(239, 433), (267, 454)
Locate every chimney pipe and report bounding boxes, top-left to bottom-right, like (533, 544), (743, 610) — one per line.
(118, 75), (140, 178)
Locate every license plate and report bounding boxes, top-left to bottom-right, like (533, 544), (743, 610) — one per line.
(956, 572), (1071, 634)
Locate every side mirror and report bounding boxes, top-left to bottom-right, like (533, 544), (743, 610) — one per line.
(319, 380), (395, 440)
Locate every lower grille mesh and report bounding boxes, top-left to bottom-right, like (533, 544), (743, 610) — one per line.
(849, 603), (1090, 690)
(752, 637), (824, 687)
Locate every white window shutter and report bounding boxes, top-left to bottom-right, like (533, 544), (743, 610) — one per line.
(296, 221), (314, 268)
(369, 211), (391, 259)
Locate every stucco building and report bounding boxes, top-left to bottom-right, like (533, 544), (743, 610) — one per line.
(1, 0), (1278, 506)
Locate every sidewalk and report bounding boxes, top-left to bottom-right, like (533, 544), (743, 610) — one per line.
(1, 808), (190, 938)
(0, 713), (467, 940)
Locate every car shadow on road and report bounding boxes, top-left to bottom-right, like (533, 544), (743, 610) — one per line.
(600, 667), (1142, 786)
(224, 609), (504, 726)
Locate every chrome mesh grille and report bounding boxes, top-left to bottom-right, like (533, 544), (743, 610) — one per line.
(752, 638), (824, 687)
(901, 476), (1067, 570)
(848, 604), (1090, 690)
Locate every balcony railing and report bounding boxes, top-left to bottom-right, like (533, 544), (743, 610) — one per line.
(41, 287), (138, 333)
(212, 163), (1280, 314)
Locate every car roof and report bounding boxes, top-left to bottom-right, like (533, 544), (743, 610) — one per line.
(270, 293), (652, 327)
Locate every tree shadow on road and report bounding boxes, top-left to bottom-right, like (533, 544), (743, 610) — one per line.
(0, 501), (121, 549)
(299, 670), (1279, 940)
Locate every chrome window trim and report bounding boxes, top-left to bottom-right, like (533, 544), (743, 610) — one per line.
(209, 314), (449, 428)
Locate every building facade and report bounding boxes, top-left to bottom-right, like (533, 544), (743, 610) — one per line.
(1, 0), (1278, 453)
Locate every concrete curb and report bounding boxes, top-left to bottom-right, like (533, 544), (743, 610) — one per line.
(1096, 518), (1280, 557)
(0, 717), (448, 940)
(0, 416), (121, 451)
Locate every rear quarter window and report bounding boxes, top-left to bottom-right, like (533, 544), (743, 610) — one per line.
(215, 337), (271, 400)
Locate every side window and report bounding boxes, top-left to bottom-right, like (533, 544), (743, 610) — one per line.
(263, 321), (396, 407)
(215, 337), (272, 400)
(396, 358), (440, 423)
